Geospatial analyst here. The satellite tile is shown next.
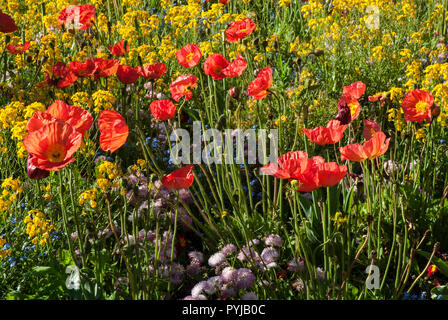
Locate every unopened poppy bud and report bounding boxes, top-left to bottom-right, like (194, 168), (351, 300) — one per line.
(432, 105), (440, 118)
(27, 155), (50, 180)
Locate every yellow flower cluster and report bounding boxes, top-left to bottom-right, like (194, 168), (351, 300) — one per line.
(71, 92), (94, 110)
(79, 188), (98, 210)
(0, 177), (23, 215)
(92, 90), (116, 113)
(96, 161), (123, 193)
(24, 209), (55, 246)
(0, 101), (46, 158)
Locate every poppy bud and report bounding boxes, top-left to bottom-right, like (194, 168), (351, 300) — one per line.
(27, 155), (50, 180)
(432, 105), (440, 118)
(335, 104), (352, 125)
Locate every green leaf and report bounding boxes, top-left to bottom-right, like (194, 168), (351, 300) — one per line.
(416, 250), (448, 278)
(32, 266), (53, 273)
(430, 285), (448, 300)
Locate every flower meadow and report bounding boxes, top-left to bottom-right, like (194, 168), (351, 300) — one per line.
(0, 0), (447, 301)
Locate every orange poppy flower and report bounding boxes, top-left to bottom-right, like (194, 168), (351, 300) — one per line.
(337, 81), (366, 121)
(6, 42), (30, 54)
(204, 54), (248, 80)
(222, 54), (247, 78)
(339, 131), (390, 162)
(262, 151), (346, 192)
(295, 156), (325, 192)
(247, 67), (273, 100)
(317, 162), (347, 188)
(27, 101), (93, 137)
(58, 4), (95, 31)
(98, 110), (129, 153)
(69, 59), (97, 77)
(137, 62), (167, 80)
(170, 74), (198, 102)
(303, 120), (348, 145)
(296, 157), (346, 191)
(150, 100), (177, 121)
(401, 89), (433, 123)
(176, 44), (202, 68)
(261, 151), (308, 179)
(24, 121), (83, 171)
(363, 120), (381, 140)
(92, 58), (119, 80)
(26, 111), (56, 133)
(343, 81), (366, 100)
(117, 64), (140, 84)
(40, 62), (78, 89)
(47, 100), (93, 136)
(204, 54), (230, 80)
(109, 40), (129, 57)
(161, 164), (195, 189)
(226, 18), (257, 42)
(0, 10), (18, 33)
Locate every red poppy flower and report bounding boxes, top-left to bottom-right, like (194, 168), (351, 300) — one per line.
(27, 100), (93, 137)
(117, 65), (140, 84)
(6, 42), (30, 54)
(92, 58), (119, 80)
(203, 54), (247, 80)
(340, 131), (390, 162)
(26, 111), (56, 133)
(69, 59), (98, 77)
(137, 62), (167, 80)
(176, 44), (202, 68)
(149, 100), (177, 121)
(170, 74), (198, 102)
(337, 81), (366, 121)
(303, 120), (347, 145)
(226, 18), (257, 42)
(343, 81), (366, 100)
(401, 89), (433, 123)
(203, 54), (229, 80)
(161, 165), (194, 189)
(98, 110), (129, 153)
(222, 54), (247, 78)
(24, 121), (83, 171)
(363, 120), (381, 140)
(47, 100), (93, 136)
(58, 4), (95, 31)
(0, 10), (18, 33)
(317, 162), (347, 188)
(109, 40), (129, 57)
(295, 156), (325, 192)
(261, 151), (308, 179)
(41, 62), (78, 89)
(247, 67), (273, 100)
